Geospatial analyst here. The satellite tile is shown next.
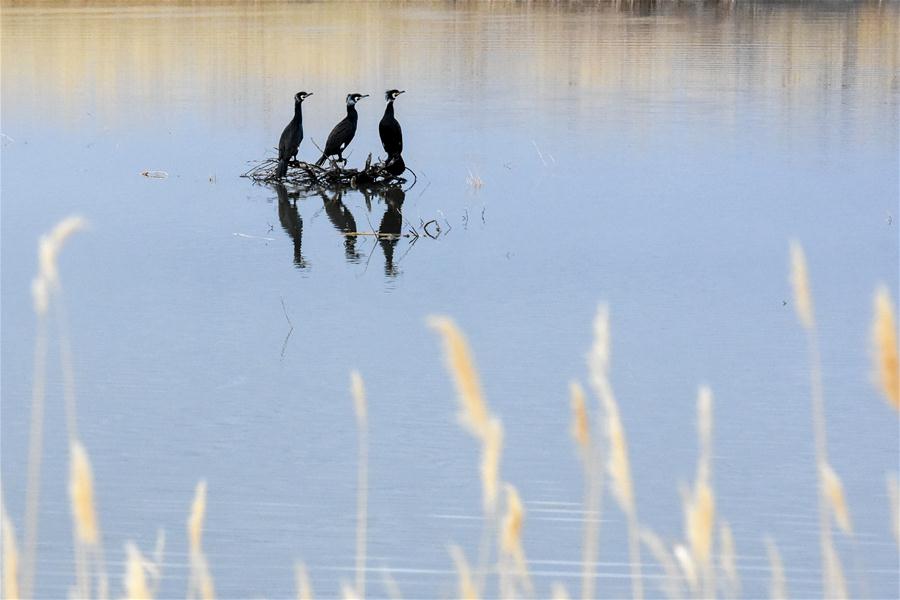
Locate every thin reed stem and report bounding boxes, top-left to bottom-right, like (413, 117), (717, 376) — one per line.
(790, 242), (843, 599)
(21, 312), (48, 600)
(55, 295), (80, 441)
(351, 372), (369, 599)
(570, 382), (603, 600)
(587, 306), (643, 600)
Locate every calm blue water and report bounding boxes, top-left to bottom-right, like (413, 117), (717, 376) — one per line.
(2, 1), (898, 597)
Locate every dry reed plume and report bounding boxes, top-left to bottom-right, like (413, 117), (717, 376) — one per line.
(569, 381), (602, 600)
(295, 562), (314, 600)
(673, 543), (698, 592)
(587, 305), (643, 600)
(449, 545), (478, 600)
(8, 220), (900, 600)
(872, 286), (899, 409)
(122, 534), (164, 600)
(427, 317), (490, 439)
(819, 461), (853, 535)
(2, 499), (20, 599)
(429, 316), (504, 598)
(69, 441), (99, 545)
(22, 216), (88, 600)
(429, 316), (502, 525)
(123, 543), (152, 600)
(187, 481), (215, 600)
(789, 240), (850, 599)
(68, 440), (107, 599)
(789, 241), (815, 330)
(569, 382), (590, 454)
(683, 386), (716, 597)
(499, 484), (533, 598)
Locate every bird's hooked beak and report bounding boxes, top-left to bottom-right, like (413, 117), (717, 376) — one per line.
(397, 90), (406, 95)
(360, 94), (370, 99)
(305, 92), (313, 98)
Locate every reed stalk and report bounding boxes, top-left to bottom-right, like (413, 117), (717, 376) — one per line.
(1, 497), (20, 600)
(123, 542), (152, 599)
(22, 217), (88, 600)
(569, 381), (603, 600)
(449, 545), (478, 600)
(499, 484), (533, 597)
(685, 387), (716, 597)
(789, 241), (846, 599)
(551, 582), (571, 599)
(21, 309), (47, 600)
(351, 371), (369, 599)
(69, 440), (102, 598)
(295, 562), (314, 600)
(379, 565), (403, 600)
(718, 522), (740, 599)
(187, 481), (215, 600)
(640, 528), (683, 599)
(429, 316), (502, 595)
(587, 305), (643, 600)
(764, 537), (788, 599)
(888, 474), (899, 550)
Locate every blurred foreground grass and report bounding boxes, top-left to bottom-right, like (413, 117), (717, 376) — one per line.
(1, 217), (898, 599)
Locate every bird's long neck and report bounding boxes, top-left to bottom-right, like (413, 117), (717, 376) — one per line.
(293, 102), (303, 123)
(346, 103), (358, 122)
(383, 100), (394, 119)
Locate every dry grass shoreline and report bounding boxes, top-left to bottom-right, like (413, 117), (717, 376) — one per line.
(1, 217), (897, 599)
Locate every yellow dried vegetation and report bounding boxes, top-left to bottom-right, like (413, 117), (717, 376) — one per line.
(6, 220), (899, 600)
(872, 286), (899, 409)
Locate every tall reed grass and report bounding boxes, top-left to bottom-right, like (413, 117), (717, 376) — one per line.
(2, 220), (897, 599)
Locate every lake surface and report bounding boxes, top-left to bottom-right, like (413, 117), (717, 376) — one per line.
(2, 1), (898, 597)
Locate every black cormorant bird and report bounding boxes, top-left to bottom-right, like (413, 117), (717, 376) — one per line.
(379, 89), (405, 159)
(276, 91), (312, 178)
(384, 154), (406, 177)
(315, 93), (368, 166)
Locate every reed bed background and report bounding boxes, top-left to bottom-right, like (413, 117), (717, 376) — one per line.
(1, 218), (898, 599)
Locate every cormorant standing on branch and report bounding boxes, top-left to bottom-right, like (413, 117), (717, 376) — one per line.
(315, 93), (368, 166)
(379, 89), (404, 159)
(276, 91), (312, 178)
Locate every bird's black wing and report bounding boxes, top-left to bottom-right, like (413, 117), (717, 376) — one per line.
(278, 120), (297, 160)
(324, 117), (356, 155)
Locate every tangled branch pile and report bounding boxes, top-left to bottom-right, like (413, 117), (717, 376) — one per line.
(242, 153), (408, 189)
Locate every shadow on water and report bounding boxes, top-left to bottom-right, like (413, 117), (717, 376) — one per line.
(320, 188), (363, 264)
(274, 183), (308, 270)
(270, 183), (409, 277)
(378, 186), (405, 278)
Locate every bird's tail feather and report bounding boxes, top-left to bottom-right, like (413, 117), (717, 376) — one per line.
(315, 154), (327, 167)
(276, 158), (288, 178)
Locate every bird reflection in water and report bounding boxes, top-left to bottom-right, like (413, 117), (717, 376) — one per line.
(377, 186), (405, 277)
(320, 189), (363, 262)
(272, 184), (409, 276)
(274, 183), (308, 269)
